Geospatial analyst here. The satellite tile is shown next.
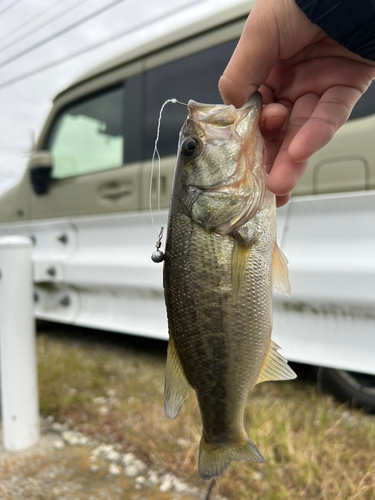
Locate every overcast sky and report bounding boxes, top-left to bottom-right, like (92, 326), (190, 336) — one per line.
(0, 0), (246, 181)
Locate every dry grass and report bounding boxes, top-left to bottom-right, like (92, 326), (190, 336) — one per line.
(37, 322), (375, 500)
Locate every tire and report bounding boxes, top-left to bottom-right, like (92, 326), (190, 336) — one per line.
(320, 367), (375, 413)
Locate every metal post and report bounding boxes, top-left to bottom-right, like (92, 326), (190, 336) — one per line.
(0, 236), (39, 450)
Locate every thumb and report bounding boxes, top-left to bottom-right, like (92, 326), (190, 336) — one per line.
(219, 1), (279, 107)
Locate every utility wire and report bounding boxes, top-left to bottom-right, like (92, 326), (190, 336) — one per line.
(0, 0), (204, 90)
(0, 0), (67, 45)
(0, 0), (127, 70)
(0, 0), (91, 54)
(0, 0), (23, 16)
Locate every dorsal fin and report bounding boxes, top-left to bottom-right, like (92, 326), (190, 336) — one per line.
(164, 337), (192, 420)
(256, 340), (296, 384)
(272, 243), (291, 297)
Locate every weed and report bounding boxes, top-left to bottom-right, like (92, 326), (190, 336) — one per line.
(36, 323), (375, 500)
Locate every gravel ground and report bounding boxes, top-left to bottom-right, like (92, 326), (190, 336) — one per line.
(0, 419), (210, 500)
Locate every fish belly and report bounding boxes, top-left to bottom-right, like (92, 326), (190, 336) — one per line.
(164, 208), (274, 478)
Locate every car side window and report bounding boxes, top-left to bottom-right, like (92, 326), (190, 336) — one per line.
(349, 80), (375, 120)
(46, 85), (124, 179)
(143, 39), (238, 160)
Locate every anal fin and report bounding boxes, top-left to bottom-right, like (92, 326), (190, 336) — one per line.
(256, 340), (297, 384)
(272, 242), (291, 297)
(231, 236), (252, 300)
(164, 337), (191, 420)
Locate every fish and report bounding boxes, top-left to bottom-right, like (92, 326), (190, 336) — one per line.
(163, 92), (296, 481)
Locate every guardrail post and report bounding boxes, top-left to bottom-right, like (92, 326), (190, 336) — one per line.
(0, 236), (39, 450)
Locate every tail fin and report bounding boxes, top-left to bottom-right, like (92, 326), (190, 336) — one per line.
(198, 434), (265, 481)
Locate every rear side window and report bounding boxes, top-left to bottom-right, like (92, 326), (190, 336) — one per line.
(143, 39), (238, 159)
(349, 80), (375, 120)
(46, 85), (124, 179)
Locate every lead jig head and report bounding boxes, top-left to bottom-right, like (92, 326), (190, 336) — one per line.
(152, 248), (165, 263)
(151, 227), (165, 263)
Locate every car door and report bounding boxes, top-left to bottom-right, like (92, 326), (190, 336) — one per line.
(30, 81), (142, 219)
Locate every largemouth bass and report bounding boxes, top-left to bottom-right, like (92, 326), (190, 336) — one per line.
(163, 92), (296, 481)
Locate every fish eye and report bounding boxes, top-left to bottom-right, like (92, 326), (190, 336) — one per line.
(181, 137), (200, 158)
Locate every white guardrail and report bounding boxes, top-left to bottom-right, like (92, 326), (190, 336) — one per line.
(0, 191), (373, 375)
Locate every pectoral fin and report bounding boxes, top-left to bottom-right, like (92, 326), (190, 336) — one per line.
(272, 243), (291, 297)
(256, 340), (297, 384)
(231, 236), (252, 301)
(164, 337), (192, 420)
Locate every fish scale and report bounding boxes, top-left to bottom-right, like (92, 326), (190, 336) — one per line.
(163, 93), (296, 481)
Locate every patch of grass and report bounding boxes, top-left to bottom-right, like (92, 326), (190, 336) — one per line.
(36, 322), (375, 500)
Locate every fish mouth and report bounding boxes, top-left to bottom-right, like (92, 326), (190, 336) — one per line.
(187, 92), (262, 127)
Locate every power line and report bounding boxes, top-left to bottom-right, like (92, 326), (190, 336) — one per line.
(0, 0), (23, 16)
(0, 0), (127, 70)
(0, 0), (91, 55)
(0, 0), (67, 45)
(0, 0), (204, 90)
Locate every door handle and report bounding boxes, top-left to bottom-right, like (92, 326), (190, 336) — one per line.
(99, 182), (134, 200)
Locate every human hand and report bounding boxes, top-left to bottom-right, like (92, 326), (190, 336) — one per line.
(219, 0), (375, 206)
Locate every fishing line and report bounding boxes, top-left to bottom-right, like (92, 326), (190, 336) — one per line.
(205, 480), (217, 500)
(150, 98), (187, 263)
(204, 478), (220, 500)
(214, 478), (219, 499)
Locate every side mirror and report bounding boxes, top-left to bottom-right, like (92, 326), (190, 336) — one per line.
(29, 151), (53, 195)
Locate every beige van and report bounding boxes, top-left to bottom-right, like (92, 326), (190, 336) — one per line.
(0, 1), (374, 410)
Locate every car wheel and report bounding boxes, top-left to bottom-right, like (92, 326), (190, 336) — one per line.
(320, 367), (375, 413)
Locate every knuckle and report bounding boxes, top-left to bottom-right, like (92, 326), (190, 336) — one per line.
(361, 69), (375, 91)
(309, 115), (337, 131)
(288, 116), (310, 129)
(321, 95), (351, 115)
